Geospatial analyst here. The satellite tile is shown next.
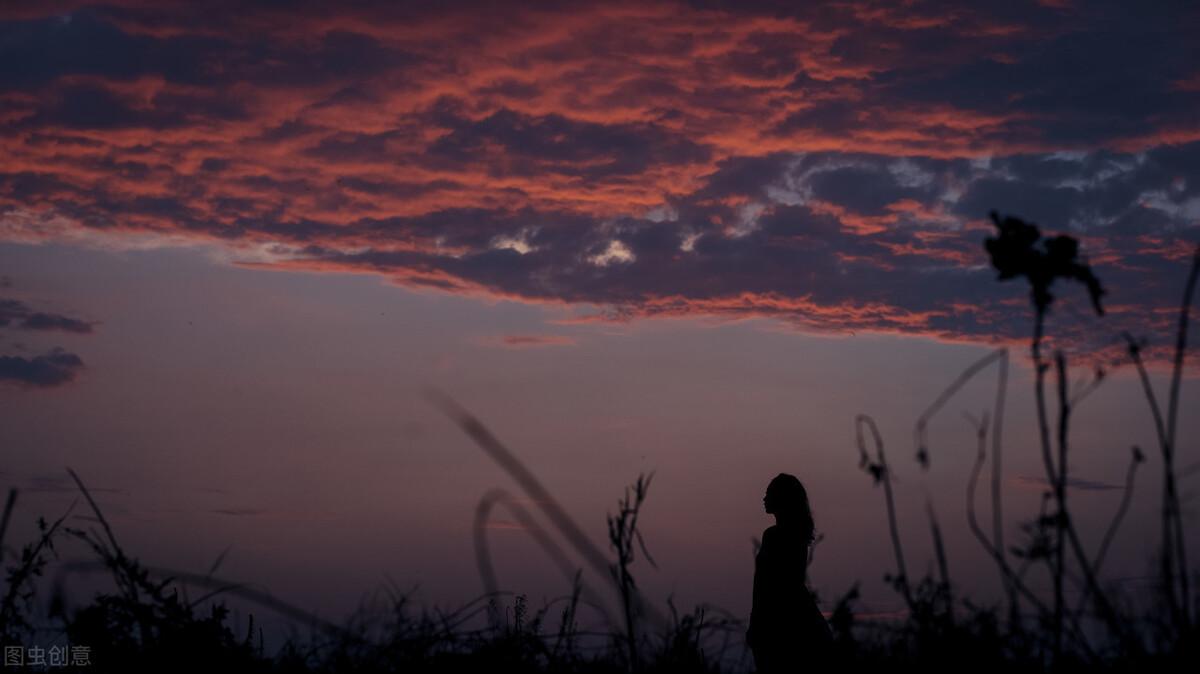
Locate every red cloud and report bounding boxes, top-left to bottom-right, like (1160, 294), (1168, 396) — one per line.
(481, 334), (577, 349)
(1, 2), (1198, 357)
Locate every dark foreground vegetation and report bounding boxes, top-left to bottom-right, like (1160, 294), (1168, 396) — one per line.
(2, 216), (1198, 672)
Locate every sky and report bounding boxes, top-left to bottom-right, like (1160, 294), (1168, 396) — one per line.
(1, 0), (1199, 647)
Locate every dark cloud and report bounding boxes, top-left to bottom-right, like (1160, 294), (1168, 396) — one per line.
(22, 83), (248, 130)
(282, 141), (1198, 355)
(0, 10), (414, 91)
(0, 348), (85, 388)
(304, 30), (419, 81)
(0, 298), (94, 333)
(954, 177), (1082, 227)
(20, 312), (95, 333)
(795, 1), (1200, 147)
(493, 334), (576, 348)
(808, 166), (927, 215)
(696, 154), (793, 200)
(0, 11), (191, 89)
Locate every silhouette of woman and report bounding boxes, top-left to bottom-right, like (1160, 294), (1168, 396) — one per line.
(747, 473), (833, 673)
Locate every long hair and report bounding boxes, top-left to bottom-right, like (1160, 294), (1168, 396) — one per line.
(766, 473), (815, 547)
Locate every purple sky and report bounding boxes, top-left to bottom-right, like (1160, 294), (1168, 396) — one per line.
(1, 0), (1199, 642)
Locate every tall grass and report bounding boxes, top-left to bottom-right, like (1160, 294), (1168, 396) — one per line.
(843, 215), (1199, 670)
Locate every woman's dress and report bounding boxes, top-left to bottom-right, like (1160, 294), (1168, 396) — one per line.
(748, 524), (833, 672)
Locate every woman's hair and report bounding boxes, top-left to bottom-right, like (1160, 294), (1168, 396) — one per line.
(767, 473), (815, 546)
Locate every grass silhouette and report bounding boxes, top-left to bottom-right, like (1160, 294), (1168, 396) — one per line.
(0, 216), (1198, 672)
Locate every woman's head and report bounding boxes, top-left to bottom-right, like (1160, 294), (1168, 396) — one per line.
(763, 473), (814, 542)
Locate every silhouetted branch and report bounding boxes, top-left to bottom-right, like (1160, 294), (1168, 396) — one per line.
(1131, 242), (1199, 636)
(963, 414), (1066, 635)
(0, 499), (75, 639)
(427, 389), (667, 628)
(0, 489), (16, 557)
(1053, 352), (1069, 656)
(53, 559), (363, 642)
(1068, 367), (1106, 408)
(1164, 246), (1199, 629)
(912, 348), (1015, 616)
(1093, 446), (1145, 577)
(608, 473), (655, 669)
(1072, 446), (1144, 624)
(924, 499), (952, 621)
(1051, 356), (1136, 653)
(990, 350), (1011, 621)
(913, 348), (1006, 470)
(855, 414), (912, 610)
(472, 488), (615, 627)
(985, 213), (1116, 662)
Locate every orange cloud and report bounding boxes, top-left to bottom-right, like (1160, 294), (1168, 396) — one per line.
(1, 1), (1198, 357)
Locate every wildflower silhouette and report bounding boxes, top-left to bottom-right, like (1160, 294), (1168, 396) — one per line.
(985, 211), (1123, 659)
(985, 211), (1106, 317)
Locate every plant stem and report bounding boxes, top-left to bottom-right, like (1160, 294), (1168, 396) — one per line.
(1030, 308), (1062, 660)
(1165, 247), (1199, 629)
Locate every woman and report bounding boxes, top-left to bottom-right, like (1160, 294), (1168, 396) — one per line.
(747, 473), (832, 673)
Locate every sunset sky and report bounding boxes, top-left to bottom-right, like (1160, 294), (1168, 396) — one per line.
(1, 0), (1198, 637)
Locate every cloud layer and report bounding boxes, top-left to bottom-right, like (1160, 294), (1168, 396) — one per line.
(0, 289), (93, 388)
(0, 297), (94, 333)
(2, 1), (1199, 356)
(0, 347), (85, 387)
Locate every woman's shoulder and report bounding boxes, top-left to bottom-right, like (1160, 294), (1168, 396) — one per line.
(761, 524), (807, 555)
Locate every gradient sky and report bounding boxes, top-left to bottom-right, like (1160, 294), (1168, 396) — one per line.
(1, 0), (1199, 645)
